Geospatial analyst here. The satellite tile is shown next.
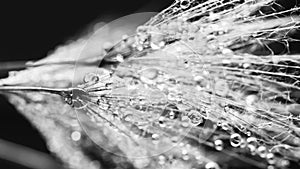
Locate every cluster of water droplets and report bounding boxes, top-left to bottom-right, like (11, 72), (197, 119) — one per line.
(67, 0), (300, 168)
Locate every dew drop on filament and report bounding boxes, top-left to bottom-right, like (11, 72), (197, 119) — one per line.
(205, 161), (220, 169)
(180, 0), (191, 10)
(214, 139), (224, 151)
(257, 146), (268, 158)
(187, 110), (203, 126)
(230, 133), (242, 147)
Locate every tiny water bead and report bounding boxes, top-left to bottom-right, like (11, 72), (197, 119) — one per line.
(230, 133), (242, 147)
(214, 139), (224, 151)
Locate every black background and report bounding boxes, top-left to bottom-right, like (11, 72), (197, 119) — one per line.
(0, 1), (173, 168)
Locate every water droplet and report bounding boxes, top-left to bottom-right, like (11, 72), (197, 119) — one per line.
(205, 161), (220, 169)
(240, 138), (247, 148)
(171, 136), (179, 145)
(287, 104), (300, 116)
(266, 153), (276, 164)
(116, 54), (124, 62)
(181, 115), (190, 128)
(246, 131), (251, 136)
(230, 133), (242, 147)
(158, 155), (166, 165)
(221, 122), (230, 130)
(214, 139), (224, 151)
(158, 116), (166, 128)
(187, 110), (203, 126)
(84, 73), (100, 84)
(71, 131), (81, 141)
(152, 134), (160, 144)
(180, 0), (190, 9)
(182, 154), (189, 160)
(141, 68), (159, 80)
(257, 146), (268, 158)
(247, 137), (258, 155)
(279, 159), (290, 168)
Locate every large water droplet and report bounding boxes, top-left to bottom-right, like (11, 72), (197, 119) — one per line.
(180, 0), (191, 9)
(181, 115), (190, 128)
(205, 161), (220, 169)
(247, 137), (258, 155)
(230, 133), (242, 147)
(187, 110), (203, 126)
(266, 153), (276, 164)
(214, 139), (224, 151)
(84, 73), (100, 84)
(257, 146), (268, 158)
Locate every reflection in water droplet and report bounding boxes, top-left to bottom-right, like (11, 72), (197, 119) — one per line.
(230, 133), (242, 147)
(84, 73), (100, 84)
(257, 146), (268, 158)
(221, 122), (230, 130)
(266, 153), (276, 164)
(246, 131), (251, 136)
(187, 110), (203, 126)
(158, 116), (166, 128)
(214, 139), (224, 151)
(71, 131), (81, 141)
(180, 0), (191, 9)
(205, 161), (220, 169)
(158, 155), (166, 165)
(181, 115), (190, 128)
(152, 134), (160, 144)
(247, 137), (258, 155)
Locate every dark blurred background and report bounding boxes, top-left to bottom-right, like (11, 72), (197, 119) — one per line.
(0, 1), (173, 168)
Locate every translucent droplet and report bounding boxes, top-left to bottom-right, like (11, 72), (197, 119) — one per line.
(246, 131), (251, 136)
(84, 73), (100, 84)
(221, 122), (230, 130)
(171, 136), (179, 145)
(71, 131), (81, 141)
(240, 138), (247, 148)
(180, 0), (190, 9)
(266, 153), (276, 164)
(158, 155), (166, 165)
(247, 137), (258, 155)
(152, 134), (160, 144)
(205, 161), (220, 169)
(230, 133), (242, 147)
(214, 139), (224, 151)
(182, 154), (189, 160)
(257, 146), (268, 158)
(141, 68), (159, 80)
(181, 115), (190, 128)
(116, 54), (124, 62)
(187, 110), (203, 126)
(279, 159), (290, 168)
(181, 149), (189, 160)
(158, 116), (166, 128)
